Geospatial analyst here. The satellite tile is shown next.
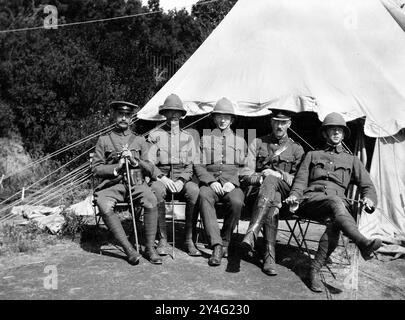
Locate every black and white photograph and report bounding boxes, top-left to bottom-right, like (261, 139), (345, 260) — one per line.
(0, 0), (404, 305)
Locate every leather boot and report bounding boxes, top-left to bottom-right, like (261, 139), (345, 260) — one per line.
(156, 201), (172, 256)
(101, 211), (141, 265)
(241, 196), (271, 254)
(334, 209), (382, 260)
(143, 207), (162, 264)
(208, 244), (223, 266)
(308, 232), (329, 292)
(358, 238), (382, 260)
(184, 204), (201, 256)
(262, 208), (279, 276)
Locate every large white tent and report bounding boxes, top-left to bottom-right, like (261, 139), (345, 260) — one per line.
(138, 0), (405, 138)
(138, 0), (405, 250)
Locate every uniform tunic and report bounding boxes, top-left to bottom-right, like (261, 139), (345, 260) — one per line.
(289, 143), (377, 222)
(92, 128), (157, 214)
(147, 126), (199, 211)
(195, 128), (248, 247)
(241, 133), (304, 208)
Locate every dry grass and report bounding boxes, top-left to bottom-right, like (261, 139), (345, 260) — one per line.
(0, 222), (57, 256)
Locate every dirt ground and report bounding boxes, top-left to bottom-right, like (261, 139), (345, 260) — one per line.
(1, 219), (404, 300)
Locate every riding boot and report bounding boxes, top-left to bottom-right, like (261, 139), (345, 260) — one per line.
(334, 209), (382, 260)
(101, 211), (141, 265)
(156, 201), (172, 256)
(308, 227), (336, 292)
(262, 207), (279, 276)
(241, 196), (271, 253)
(184, 204), (201, 256)
(143, 207), (162, 264)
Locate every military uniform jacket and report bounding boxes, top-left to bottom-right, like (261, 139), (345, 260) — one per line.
(194, 128), (247, 187)
(92, 128), (154, 191)
(289, 144), (377, 203)
(147, 125), (198, 182)
(241, 133), (305, 182)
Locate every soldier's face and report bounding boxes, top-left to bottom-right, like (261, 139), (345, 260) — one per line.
(213, 114), (233, 130)
(324, 126), (344, 145)
(115, 111), (132, 130)
(162, 110), (184, 123)
(271, 119), (291, 139)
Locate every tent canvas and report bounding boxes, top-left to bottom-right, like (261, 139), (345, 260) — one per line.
(138, 0), (405, 139)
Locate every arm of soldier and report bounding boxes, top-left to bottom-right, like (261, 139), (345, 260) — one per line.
(239, 137), (262, 185)
(289, 151), (312, 199)
(135, 137), (157, 177)
(352, 156), (378, 208)
(176, 134), (196, 182)
(194, 135), (216, 185)
(279, 144), (305, 186)
(92, 136), (120, 178)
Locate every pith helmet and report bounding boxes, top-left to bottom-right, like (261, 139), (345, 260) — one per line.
(321, 112), (351, 138)
(211, 97), (236, 116)
(158, 94), (187, 116)
(109, 101), (139, 113)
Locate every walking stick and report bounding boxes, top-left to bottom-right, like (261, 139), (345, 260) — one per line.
(125, 158), (139, 253)
(171, 164), (175, 259)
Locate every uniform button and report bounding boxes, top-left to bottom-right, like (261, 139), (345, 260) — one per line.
(219, 171), (222, 174)
(329, 162), (333, 164)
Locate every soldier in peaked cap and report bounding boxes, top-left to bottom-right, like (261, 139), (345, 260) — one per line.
(147, 94), (202, 257)
(239, 109), (305, 276)
(194, 97), (248, 266)
(285, 112), (382, 292)
(92, 101), (162, 266)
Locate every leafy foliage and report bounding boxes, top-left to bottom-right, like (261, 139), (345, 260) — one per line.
(0, 0), (235, 164)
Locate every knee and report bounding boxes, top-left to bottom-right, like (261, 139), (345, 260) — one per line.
(184, 182), (200, 202)
(228, 192), (245, 209)
(199, 186), (213, 199)
(263, 174), (279, 186)
(326, 195), (346, 212)
(151, 182), (166, 202)
(96, 197), (115, 217)
(140, 189), (158, 208)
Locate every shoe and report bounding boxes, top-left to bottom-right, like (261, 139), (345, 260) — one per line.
(144, 247), (163, 265)
(126, 249), (141, 266)
(223, 246), (228, 258)
(208, 245), (223, 266)
(156, 238), (172, 256)
(308, 269), (324, 293)
(185, 241), (202, 256)
(359, 238), (382, 261)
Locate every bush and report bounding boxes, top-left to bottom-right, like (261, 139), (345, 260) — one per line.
(59, 209), (86, 241)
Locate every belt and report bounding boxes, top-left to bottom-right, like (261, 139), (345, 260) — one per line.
(304, 182), (345, 197)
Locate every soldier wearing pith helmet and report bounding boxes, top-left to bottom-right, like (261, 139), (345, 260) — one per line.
(92, 101), (162, 266)
(239, 109), (305, 276)
(148, 94), (202, 257)
(195, 97), (248, 266)
(285, 112), (382, 292)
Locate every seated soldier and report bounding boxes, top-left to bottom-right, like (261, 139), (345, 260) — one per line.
(92, 101), (162, 265)
(195, 97), (247, 266)
(240, 110), (304, 275)
(148, 94), (201, 257)
(285, 112), (382, 292)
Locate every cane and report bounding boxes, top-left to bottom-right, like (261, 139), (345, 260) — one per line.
(170, 164), (175, 259)
(125, 158), (140, 253)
